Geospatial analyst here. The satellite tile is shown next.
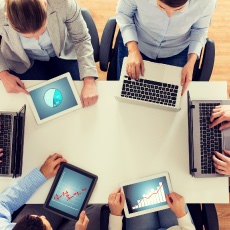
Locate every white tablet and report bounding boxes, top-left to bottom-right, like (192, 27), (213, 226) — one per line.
(120, 172), (172, 218)
(26, 73), (82, 124)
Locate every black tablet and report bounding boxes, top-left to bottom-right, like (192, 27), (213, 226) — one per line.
(44, 163), (98, 220)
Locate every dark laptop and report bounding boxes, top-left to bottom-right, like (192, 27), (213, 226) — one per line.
(187, 92), (230, 178)
(0, 105), (26, 178)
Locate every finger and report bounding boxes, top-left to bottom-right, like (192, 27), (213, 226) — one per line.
(165, 194), (173, 207)
(115, 193), (121, 204)
(181, 75), (191, 96)
(214, 162), (226, 171)
(83, 215), (89, 227)
(53, 158), (67, 167)
(83, 97), (90, 107)
(50, 153), (63, 160)
(78, 211), (85, 224)
(215, 168), (227, 175)
(220, 122), (230, 131)
(135, 64), (140, 80)
(130, 64), (136, 80)
(210, 111), (223, 123)
(80, 95), (85, 108)
(120, 193), (125, 207)
(180, 70), (186, 87)
(141, 61), (145, 76)
(213, 155), (226, 166)
(0, 148), (3, 153)
(16, 85), (29, 95)
(113, 187), (121, 194)
(15, 78), (25, 89)
(0, 153), (3, 157)
(214, 151), (229, 162)
(224, 149), (230, 156)
(210, 117), (225, 129)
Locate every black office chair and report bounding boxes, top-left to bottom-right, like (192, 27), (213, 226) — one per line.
(81, 8), (100, 63)
(100, 203), (219, 230)
(99, 17), (215, 81)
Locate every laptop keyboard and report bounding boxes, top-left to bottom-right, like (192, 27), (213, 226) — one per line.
(199, 103), (222, 174)
(0, 115), (12, 175)
(121, 76), (178, 107)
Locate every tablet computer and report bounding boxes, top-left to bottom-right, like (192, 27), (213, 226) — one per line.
(44, 163), (98, 220)
(120, 172), (172, 218)
(26, 72), (82, 124)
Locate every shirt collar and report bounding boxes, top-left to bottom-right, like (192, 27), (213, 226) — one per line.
(149, 0), (190, 14)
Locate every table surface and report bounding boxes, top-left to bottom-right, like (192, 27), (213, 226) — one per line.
(0, 81), (229, 204)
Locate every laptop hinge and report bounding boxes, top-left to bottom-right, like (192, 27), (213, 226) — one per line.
(191, 168), (197, 172)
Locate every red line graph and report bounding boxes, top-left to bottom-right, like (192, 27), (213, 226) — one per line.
(54, 188), (87, 201)
(134, 182), (164, 207)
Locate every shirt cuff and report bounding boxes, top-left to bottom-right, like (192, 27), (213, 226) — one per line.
(109, 214), (123, 229)
(188, 41), (203, 58)
(178, 213), (195, 228)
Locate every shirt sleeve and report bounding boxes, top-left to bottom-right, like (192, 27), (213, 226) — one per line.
(108, 214), (123, 230)
(0, 168), (47, 229)
(188, 0), (216, 57)
(65, 0), (98, 80)
(116, 0), (138, 46)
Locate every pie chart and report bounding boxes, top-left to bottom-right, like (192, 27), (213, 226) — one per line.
(44, 88), (63, 108)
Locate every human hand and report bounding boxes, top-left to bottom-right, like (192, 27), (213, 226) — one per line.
(213, 150), (230, 175)
(75, 211), (89, 230)
(181, 62), (193, 95)
(0, 148), (3, 163)
(0, 71), (29, 94)
(126, 41), (144, 80)
(108, 187), (125, 216)
(166, 192), (187, 218)
(40, 153), (67, 179)
(210, 105), (230, 130)
(81, 77), (98, 108)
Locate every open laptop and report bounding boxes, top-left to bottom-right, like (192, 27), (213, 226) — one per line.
(116, 57), (183, 111)
(0, 105), (26, 178)
(187, 91), (230, 178)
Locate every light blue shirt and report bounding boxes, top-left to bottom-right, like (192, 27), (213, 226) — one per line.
(19, 29), (56, 61)
(116, 0), (216, 59)
(0, 168), (47, 230)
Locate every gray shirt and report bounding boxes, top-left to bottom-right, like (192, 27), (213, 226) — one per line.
(19, 29), (56, 61)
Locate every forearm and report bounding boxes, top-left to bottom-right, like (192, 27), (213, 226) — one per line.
(0, 168), (47, 217)
(187, 53), (197, 67)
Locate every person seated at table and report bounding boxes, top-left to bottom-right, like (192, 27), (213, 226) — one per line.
(0, 0), (98, 107)
(108, 188), (195, 230)
(0, 153), (91, 230)
(210, 105), (230, 176)
(116, 0), (216, 95)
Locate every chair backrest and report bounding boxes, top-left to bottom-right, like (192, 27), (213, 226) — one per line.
(100, 18), (215, 81)
(81, 8), (100, 62)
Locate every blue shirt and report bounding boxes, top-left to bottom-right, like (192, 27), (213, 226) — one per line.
(116, 0), (216, 59)
(19, 29), (56, 61)
(0, 169), (47, 230)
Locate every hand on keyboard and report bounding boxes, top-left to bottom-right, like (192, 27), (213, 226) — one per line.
(213, 150), (230, 175)
(126, 42), (144, 80)
(210, 105), (230, 130)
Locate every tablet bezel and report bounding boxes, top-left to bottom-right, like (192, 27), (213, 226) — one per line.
(44, 163), (98, 220)
(120, 172), (172, 218)
(26, 72), (82, 124)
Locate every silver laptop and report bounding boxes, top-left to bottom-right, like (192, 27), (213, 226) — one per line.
(187, 92), (230, 178)
(0, 105), (26, 178)
(116, 57), (183, 111)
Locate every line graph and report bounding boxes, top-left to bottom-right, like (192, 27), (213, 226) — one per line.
(54, 188), (87, 201)
(132, 182), (165, 210)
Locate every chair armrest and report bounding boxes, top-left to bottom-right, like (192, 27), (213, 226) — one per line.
(202, 204), (219, 230)
(198, 38), (215, 81)
(81, 8), (100, 62)
(99, 17), (117, 71)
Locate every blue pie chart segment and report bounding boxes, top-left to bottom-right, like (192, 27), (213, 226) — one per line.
(44, 88), (63, 108)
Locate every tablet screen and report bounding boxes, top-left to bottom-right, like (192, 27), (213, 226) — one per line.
(29, 76), (78, 120)
(45, 163), (97, 220)
(123, 176), (170, 214)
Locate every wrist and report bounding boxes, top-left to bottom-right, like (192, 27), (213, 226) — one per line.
(175, 210), (187, 218)
(0, 70), (9, 80)
(187, 53), (198, 66)
(83, 77), (95, 85)
(127, 41), (139, 53)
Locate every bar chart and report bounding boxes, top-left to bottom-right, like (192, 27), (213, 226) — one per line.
(132, 182), (165, 210)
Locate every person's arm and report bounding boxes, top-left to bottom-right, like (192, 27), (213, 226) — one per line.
(108, 188), (124, 230)
(0, 153), (67, 229)
(0, 168), (47, 229)
(166, 193), (195, 230)
(64, 0), (98, 107)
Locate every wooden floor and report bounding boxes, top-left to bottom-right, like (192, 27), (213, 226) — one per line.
(78, 0), (230, 229)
